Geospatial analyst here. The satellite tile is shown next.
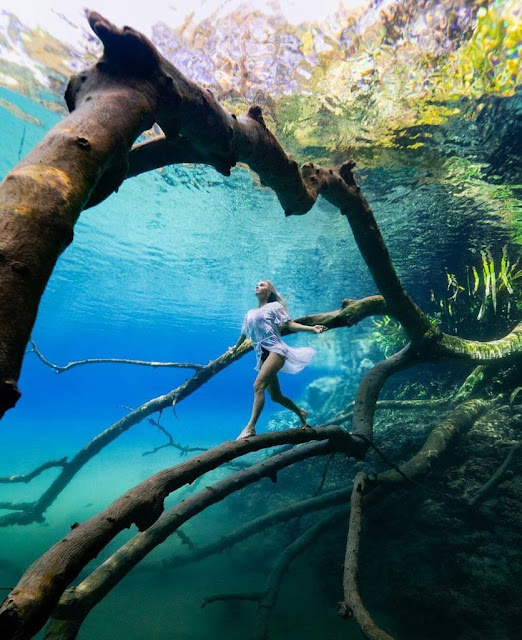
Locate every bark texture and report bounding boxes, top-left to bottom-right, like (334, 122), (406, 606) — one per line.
(0, 14), (165, 416)
(44, 440), (352, 640)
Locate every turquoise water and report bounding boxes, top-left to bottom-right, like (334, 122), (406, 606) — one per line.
(1, 2), (522, 639)
(0, 85), (364, 640)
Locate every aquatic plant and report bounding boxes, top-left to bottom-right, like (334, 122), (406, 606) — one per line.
(1, 10), (522, 640)
(368, 315), (408, 358)
(431, 247), (522, 335)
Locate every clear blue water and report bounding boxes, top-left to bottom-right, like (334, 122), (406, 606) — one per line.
(1, 3), (521, 639)
(0, 86), (365, 640)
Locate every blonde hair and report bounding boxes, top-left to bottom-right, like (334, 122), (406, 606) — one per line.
(264, 280), (287, 309)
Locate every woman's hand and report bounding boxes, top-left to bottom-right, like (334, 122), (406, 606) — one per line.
(285, 321), (327, 334)
(312, 325), (327, 334)
(227, 335), (246, 354)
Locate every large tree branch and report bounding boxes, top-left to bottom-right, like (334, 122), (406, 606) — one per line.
(338, 398), (490, 638)
(44, 396), (494, 640)
(157, 368), (488, 572)
(2, 427), (359, 640)
(0, 14), (169, 416)
(45, 440), (353, 640)
(351, 343), (420, 444)
(117, 129), (434, 342)
(160, 487), (352, 571)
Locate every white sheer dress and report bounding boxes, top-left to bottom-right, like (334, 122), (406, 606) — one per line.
(241, 301), (315, 373)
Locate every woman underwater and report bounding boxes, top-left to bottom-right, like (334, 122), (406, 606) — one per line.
(231, 280), (326, 439)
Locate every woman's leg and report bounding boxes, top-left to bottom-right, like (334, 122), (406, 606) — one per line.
(267, 375), (309, 426)
(237, 352), (285, 439)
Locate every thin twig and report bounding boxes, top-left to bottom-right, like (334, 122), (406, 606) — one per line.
(29, 339), (205, 373)
(201, 593), (261, 607)
(142, 416), (207, 457)
(314, 453), (335, 496)
(0, 458), (67, 484)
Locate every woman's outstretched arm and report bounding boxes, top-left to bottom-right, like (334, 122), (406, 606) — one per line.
(284, 321), (326, 334)
(230, 334), (247, 351)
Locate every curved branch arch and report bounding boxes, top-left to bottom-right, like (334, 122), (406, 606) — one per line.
(0, 9), (520, 640)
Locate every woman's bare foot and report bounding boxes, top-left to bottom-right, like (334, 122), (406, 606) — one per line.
(237, 425), (256, 440)
(298, 409), (311, 428)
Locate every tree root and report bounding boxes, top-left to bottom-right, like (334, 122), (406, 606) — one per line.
(339, 472), (395, 640)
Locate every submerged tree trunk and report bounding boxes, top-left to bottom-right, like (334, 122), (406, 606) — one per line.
(0, 17), (164, 417)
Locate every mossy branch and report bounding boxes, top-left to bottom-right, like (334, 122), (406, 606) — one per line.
(435, 322), (522, 362)
(374, 399), (491, 485)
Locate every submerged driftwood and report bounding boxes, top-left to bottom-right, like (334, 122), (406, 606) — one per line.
(0, 10), (521, 640)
